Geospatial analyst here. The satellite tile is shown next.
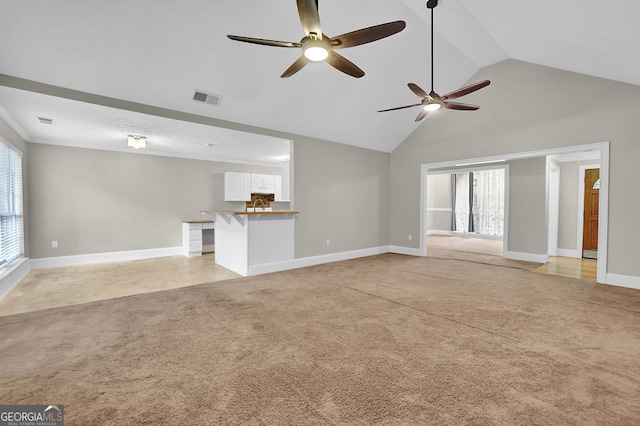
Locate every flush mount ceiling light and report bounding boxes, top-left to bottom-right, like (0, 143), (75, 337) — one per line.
(127, 135), (146, 149)
(378, 0), (490, 121)
(227, 0), (405, 78)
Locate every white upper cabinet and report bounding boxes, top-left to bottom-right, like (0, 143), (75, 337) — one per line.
(251, 173), (277, 194)
(224, 172), (251, 201)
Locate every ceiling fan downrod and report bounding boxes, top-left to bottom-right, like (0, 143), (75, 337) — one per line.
(377, 0), (490, 121)
(429, 1), (437, 92)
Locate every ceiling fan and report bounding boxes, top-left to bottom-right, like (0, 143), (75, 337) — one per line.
(227, 0), (406, 78)
(378, 0), (490, 121)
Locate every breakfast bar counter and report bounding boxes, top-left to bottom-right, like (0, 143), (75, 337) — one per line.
(201, 210), (299, 276)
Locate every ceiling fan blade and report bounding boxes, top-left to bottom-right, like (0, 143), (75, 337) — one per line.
(415, 109), (429, 122)
(332, 21), (406, 49)
(281, 56), (310, 78)
(227, 35), (300, 48)
(442, 80), (490, 100)
(443, 101), (480, 110)
(378, 103), (423, 113)
(297, 0), (322, 38)
(326, 51), (365, 78)
(408, 83), (429, 99)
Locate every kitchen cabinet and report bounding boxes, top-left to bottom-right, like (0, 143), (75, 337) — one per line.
(251, 173), (277, 194)
(182, 221), (215, 257)
(224, 172), (251, 201)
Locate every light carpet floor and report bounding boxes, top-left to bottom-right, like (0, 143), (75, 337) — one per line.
(1, 250), (639, 424)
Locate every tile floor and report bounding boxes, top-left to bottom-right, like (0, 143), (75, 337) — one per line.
(0, 254), (239, 317)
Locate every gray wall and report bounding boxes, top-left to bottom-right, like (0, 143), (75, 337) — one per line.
(23, 137), (390, 260)
(390, 59), (640, 277)
(26, 143), (279, 258)
(0, 76), (391, 263)
(426, 174), (453, 231)
(293, 137), (390, 257)
(507, 158), (547, 255)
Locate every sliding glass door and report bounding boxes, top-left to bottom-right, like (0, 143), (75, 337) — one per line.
(454, 168), (505, 237)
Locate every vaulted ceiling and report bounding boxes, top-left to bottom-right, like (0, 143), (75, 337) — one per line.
(0, 0), (638, 163)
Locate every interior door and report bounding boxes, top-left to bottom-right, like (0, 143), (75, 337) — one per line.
(582, 168), (599, 258)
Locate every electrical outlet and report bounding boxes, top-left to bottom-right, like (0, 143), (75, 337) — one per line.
(52, 240), (58, 248)
(325, 238), (331, 246)
(408, 235), (413, 241)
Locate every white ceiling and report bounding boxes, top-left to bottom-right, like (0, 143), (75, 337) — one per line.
(0, 0), (638, 161)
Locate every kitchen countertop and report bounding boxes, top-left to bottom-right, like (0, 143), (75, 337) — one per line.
(182, 219), (215, 223)
(201, 210), (299, 216)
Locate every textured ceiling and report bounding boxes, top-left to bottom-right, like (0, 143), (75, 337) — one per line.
(0, 0), (638, 161)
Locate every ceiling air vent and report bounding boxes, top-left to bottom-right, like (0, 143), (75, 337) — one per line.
(192, 90), (222, 106)
(37, 117), (55, 125)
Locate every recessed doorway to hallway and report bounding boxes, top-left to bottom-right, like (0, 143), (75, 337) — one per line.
(582, 168), (600, 259)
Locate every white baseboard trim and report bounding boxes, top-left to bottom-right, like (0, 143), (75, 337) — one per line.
(0, 258), (31, 301)
(556, 248), (580, 258)
(605, 273), (640, 290)
(504, 251), (549, 264)
(389, 245), (423, 256)
(31, 247), (183, 269)
(427, 230), (454, 236)
(249, 246), (391, 276)
(426, 230), (502, 240)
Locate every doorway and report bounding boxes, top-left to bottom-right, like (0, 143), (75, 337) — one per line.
(582, 168), (600, 259)
(426, 165), (507, 256)
(577, 164), (601, 261)
(420, 141), (610, 284)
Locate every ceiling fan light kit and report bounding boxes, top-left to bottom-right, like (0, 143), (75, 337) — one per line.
(302, 37), (329, 61)
(378, 0), (491, 121)
(227, 0), (406, 78)
(424, 102), (441, 112)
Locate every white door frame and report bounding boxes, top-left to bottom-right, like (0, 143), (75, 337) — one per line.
(547, 162), (560, 257)
(420, 141), (609, 284)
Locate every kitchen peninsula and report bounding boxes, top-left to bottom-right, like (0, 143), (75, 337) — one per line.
(201, 210), (299, 276)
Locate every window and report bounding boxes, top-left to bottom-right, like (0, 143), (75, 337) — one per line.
(454, 168), (505, 237)
(0, 141), (24, 268)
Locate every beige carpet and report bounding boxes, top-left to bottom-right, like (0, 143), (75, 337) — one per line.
(1, 251), (639, 424)
(427, 234), (542, 270)
(428, 234), (504, 257)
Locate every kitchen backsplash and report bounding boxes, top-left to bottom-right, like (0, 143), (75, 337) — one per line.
(246, 193), (275, 209)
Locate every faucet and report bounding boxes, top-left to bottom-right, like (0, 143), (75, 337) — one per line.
(252, 198), (265, 210)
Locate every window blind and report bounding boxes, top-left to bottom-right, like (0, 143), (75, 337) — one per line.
(0, 141), (24, 268)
